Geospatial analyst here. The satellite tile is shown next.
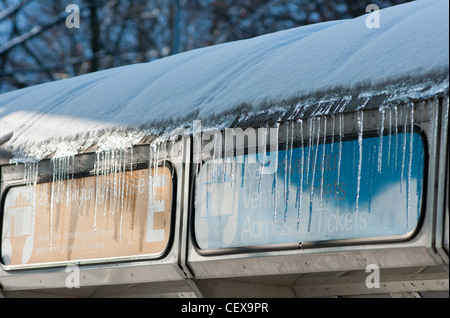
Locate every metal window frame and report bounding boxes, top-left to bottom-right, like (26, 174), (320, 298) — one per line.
(0, 161), (178, 271)
(189, 117), (429, 256)
(186, 102), (447, 281)
(0, 142), (189, 293)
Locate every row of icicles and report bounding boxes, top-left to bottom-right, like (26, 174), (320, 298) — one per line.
(194, 100), (439, 231)
(19, 99), (443, 250)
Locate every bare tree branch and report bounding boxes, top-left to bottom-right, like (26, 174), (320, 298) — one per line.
(0, 0), (29, 21)
(0, 13), (67, 56)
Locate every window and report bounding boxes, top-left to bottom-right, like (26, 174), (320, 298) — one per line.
(193, 130), (426, 251)
(1, 165), (174, 268)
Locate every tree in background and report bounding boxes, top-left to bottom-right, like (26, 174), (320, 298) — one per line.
(0, 0), (411, 94)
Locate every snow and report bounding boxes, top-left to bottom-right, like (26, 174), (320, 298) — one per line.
(0, 0), (448, 160)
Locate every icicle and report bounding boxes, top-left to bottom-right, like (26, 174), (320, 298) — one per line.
(406, 103), (415, 230)
(223, 131), (229, 184)
(55, 158), (61, 208)
(308, 117), (320, 231)
(378, 107), (385, 173)
(229, 129), (236, 188)
(127, 147), (134, 229)
(111, 150), (118, 215)
(103, 151), (110, 216)
(367, 142), (376, 213)
(305, 118), (313, 185)
(118, 149), (125, 241)
(258, 125), (268, 194)
(118, 149), (124, 219)
(445, 96), (449, 134)
(294, 122), (301, 210)
(331, 114), (336, 153)
(149, 140), (162, 219)
(155, 142), (161, 208)
(393, 105), (399, 169)
(149, 143), (156, 220)
(59, 157), (64, 203)
(387, 106), (392, 166)
(320, 116), (327, 206)
(231, 130), (237, 188)
(94, 152), (101, 230)
(272, 123), (280, 221)
(356, 110), (364, 213)
(296, 119), (304, 230)
(113, 150), (118, 217)
(401, 106), (408, 193)
(49, 158), (57, 251)
(416, 129), (425, 221)
(284, 121), (294, 221)
(63, 155), (74, 208)
(193, 127), (202, 212)
(288, 121), (294, 203)
(111, 150), (117, 216)
(283, 123), (289, 221)
(64, 157), (68, 206)
(283, 124), (289, 214)
(420, 100), (425, 128)
(337, 113), (344, 189)
(112, 150), (117, 216)
(24, 161), (38, 203)
(90, 145), (133, 240)
(122, 149), (127, 213)
(163, 140), (167, 173)
(240, 152), (246, 189)
(170, 137), (176, 178)
(207, 147), (213, 210)
(223, 130), (229, 183)
(213, 131), (219, 183)
(59, 157), (64, 206)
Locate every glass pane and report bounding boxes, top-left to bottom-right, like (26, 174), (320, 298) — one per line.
(195, 132), (425, 250)
(1, 166), (173, 267)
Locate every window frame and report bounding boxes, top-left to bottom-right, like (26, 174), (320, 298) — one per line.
(0, 159), (178, 271)
(190, 124), (429, 256)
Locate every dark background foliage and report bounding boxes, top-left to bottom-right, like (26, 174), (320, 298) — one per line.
(0, 0), (411, 94)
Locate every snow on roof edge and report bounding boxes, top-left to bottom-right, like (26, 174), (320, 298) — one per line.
(0, 0), (448, 162)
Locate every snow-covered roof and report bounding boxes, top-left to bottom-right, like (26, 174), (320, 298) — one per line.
(0, 0), (448, 161)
